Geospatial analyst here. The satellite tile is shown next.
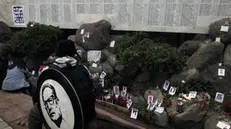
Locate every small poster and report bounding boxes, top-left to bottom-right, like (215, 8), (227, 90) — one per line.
(110, 40), (116, 47)
(220, 26), (229, 32)
(163, 80), (170, 91)
(169, 86), (177, 95)
(126, 100), (133, 109)
(215, 92), (225, 103)
(100, 71), (107, 79)
(218, 68), (226, 77)
(12, 5), (25, 25)
(189, 91), (197, 98)
(154, 107), (164, 114)
(113, 86), (120, 98)
(147, 95), (154, 104)
(216, 121), (230, 129)
(130, 108), (139, 119)
(87, 51), (101, 62)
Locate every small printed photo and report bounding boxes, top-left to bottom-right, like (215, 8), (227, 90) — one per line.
(218, 68), (226, 77)
(169, 86), (177, 95)
(121, 91), (126, 97)
(99, 78), (104, 87)
(130, 108), (139, 119)
(154, 107), (164, 114)
(216, 121), (230, 129)
(189, 91), (197, 98)
(147, 95), (154, 104)
(126, 100), (133, 109)
(215, 92), (225, 103)
(100, 71), (107, 79)
(126, 93), (132, 100)
(163, 80), (170, 91)
(113, 86), (120, 98)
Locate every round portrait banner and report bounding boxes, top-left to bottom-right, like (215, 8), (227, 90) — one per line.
(37, 68), (84, 129)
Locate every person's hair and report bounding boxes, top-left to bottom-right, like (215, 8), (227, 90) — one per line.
(55, 39), (77, 57)
(8, 57), (26, 70)
(42, 84), (58, 101)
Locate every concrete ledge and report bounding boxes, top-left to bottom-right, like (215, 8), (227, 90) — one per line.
(96, 99), (158, 129)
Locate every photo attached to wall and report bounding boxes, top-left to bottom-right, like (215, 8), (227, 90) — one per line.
(169, 86), (177, 95)
(216, 121), (230, 129)
(163, 80), (170, 91)
(215, 92), (225, 103)
(12, 5), (25, 25)
(130, 108), (139, 119)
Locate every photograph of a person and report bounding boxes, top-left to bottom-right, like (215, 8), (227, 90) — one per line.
(147, 95), (154, 104)
(169, 87), (176, 95)
(163, 80), (170, 91)
(215, 92), (224, 103)
(130, 108), (138, 119)
(189, 91), (197, 98)
(42, 84), (62, 128)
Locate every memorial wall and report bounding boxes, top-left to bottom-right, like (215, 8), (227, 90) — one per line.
(0, 0), (231, 33)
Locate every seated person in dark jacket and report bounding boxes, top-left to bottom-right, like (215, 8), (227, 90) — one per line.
(29, 39), (96, 129)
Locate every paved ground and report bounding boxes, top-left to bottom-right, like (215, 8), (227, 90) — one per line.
(0, 91), (32, 129)
(0, 91), (151, 129)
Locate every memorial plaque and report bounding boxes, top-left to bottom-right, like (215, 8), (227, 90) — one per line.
(4, 0), (231, 33)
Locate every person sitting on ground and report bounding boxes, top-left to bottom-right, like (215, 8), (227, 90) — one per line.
(29, 39), (96, 129)
(2, 55), (32, 93)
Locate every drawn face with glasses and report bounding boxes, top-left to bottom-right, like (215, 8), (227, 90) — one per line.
(42, 84), (62, 127)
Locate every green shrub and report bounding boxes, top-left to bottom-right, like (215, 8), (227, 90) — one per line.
(116, 32), (186, 75)
(173, 79), (216, 95)
(8, 22), (62, 58)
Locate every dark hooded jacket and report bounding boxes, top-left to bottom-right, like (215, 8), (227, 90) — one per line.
(33, 40), (96, 128)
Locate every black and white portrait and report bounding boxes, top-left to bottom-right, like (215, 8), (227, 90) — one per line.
(169, 87), (177, 95)
(189, 91), (197, 98)
(215, 92), (224, 103)
(130, 108), (139, 119)
(42, 84), (62, 127)
(40, 79), (74, 129)
(126, 93), (132, 100)
(113, 86), (120, 98)
(100, 71), (107, 79)
(163, 80), (170, 91)
(218, 68), (225, 77)
(147, 95), (154, 104)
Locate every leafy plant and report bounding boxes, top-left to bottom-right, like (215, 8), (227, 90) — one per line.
(116, 32), (186, 75)
(8, 22), (62, 58)
(173, 79), (217, 110)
